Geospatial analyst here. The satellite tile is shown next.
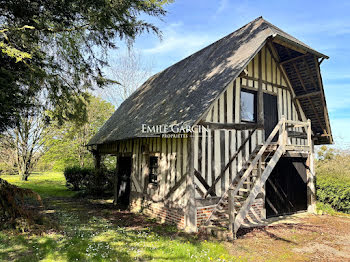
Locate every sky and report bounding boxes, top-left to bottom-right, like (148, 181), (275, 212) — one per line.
(108, 0), (350, 148)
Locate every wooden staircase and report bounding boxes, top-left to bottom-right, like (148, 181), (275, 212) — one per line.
(200, 117), (312, 240)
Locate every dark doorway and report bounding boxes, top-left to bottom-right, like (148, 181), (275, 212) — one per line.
(116, 156), (132, 209)
(266, 157), (307, 218)
(264, 93), (278, 141)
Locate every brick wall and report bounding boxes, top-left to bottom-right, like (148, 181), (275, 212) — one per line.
(129, 192), (265, 231)
(196, 205), (215, 227)
(129, 193), (185, 229)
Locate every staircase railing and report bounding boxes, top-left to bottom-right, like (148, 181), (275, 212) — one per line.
(203, 116), (312, 231)
(231, 117), (312, 235)
(203, 128), (259, 225)
(204, 127), (258, 198)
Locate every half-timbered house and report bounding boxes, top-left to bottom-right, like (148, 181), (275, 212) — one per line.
(88, 17), (333, 237)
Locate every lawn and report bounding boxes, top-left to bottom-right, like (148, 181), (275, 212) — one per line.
(0, 172), (235, 262)
(1, 172), (75, 198)
(1, 172), (350, 261)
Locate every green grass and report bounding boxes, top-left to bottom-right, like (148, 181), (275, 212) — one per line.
(1, 172), (75, 198)
(0, 172), (237, 261)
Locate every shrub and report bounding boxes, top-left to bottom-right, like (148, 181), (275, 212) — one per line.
(63, 166), (92, 191)
(82, 169), (114, 195)
(316, 176), (350, 214)
(64, 166), (114, 195)
(0, 163), (17, 176)
(316, 154), (350, 214)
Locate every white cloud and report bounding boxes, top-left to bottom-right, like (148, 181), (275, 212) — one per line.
(142, 22), (216, 57)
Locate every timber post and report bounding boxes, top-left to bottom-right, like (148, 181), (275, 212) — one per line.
(307, 120), (316, 213)
(228, 188), (235, 232)
(113, 155), (120, 206)
(93, 150), (101, 170)
(184, 137), (197, 233)
(257, 51), (264, 127)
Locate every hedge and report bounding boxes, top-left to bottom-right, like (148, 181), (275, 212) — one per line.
(316, 176), (350, 214)
(64, 166), (114, 195)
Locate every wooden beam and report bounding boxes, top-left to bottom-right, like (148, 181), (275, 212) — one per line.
(258, 51), (264, 126)
(280, 54), (310, 66)
(204, 127), (257, 198)
(273, 38), (307, 55)
(266, 40), (280, 62)
(269, 44), (306, 122)
(240, 75), (288, 91)
(319, 57), (325, 65)
(294, 91), (322, 101)
(194, 169), (216, 197)
(292, 63), (326, 132)
(199, 121), (263, 130)
(267, 41), (312, 138)
(287, 130), (307, 139)
(184, 137), (197, 232)
(314, 56), (333, 142)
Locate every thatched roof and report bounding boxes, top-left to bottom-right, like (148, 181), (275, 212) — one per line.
(89, 17), (332, 146)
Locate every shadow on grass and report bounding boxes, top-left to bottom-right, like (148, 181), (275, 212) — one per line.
(236, 222), (323, 244)
(0, 196), (222, 262)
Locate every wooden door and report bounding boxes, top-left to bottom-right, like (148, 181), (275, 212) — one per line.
(266, 157), (307, 218)
(264, 93), (278, 141)
(116, 156), (132, 209)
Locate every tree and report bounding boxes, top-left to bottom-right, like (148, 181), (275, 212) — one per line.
(317, 145), (335, 161)
(1, 105), (49, 180)
(40, 95), (115, 170)
(99, 49), (153, 107)
(0, 0), (172, 132)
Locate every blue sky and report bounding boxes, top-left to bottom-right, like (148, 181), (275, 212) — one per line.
(109, 0), (350, 148)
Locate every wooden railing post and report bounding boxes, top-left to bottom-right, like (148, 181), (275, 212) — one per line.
(307, 119), (312, 150)
(228, 188), (235, 232)
(279, 116), (286, 146)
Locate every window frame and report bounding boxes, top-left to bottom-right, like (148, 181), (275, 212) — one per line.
(240, 88), (257, 123)
(148, 154), (159, 185)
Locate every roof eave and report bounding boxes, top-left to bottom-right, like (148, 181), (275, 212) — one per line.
(272, 34), (329, 59)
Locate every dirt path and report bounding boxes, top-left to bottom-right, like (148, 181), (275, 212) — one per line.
(225, 214), (350, 261)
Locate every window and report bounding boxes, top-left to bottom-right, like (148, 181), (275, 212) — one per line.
(240, 89), (257, 122)
(149, 156), (159, 185)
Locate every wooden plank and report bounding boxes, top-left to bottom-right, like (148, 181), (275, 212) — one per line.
(292, 63), (325, 132)
(227, 82), (233, 123)
(241, 75), (288, 91)
(207, 130), (212, 188)
(214, 130), (221, 195)
(235, 78), (241, 123)
(279, 54), (310, 66)
(273, 38), (307, 54)
(294, 91), (322, 100)
(199, 121), (263, 130)
(194, 169), (216, 196)
(224, 130), (230, 193)
(171, 138), (176, 188)
(176, 138), (181, 183)
(258, 50), (264, 125)
(313, 55), (332, 140)
(201, 129), (206, 183)
(204, 127), (257, 198)
(219, 96), (225, 123)
(185, 137), (196, 232)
